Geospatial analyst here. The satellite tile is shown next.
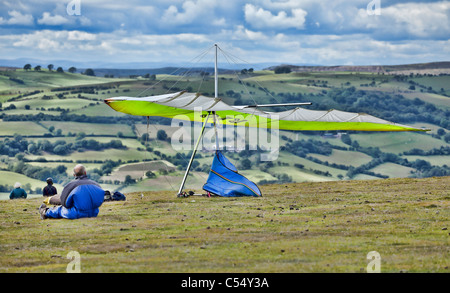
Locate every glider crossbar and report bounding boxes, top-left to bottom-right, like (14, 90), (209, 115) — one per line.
(234, 102), (312, 109)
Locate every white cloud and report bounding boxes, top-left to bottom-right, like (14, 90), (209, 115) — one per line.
(4, 10), (34, 25)
(79, 16), (92, 26)
(12, 31), (62, 51)
(244, 4), (307, 29)
(0, 0), (448, 66)
(1, 29), (211, 62)
(259, 0), (310, 10)
(67, 31), (96, 41)
(1, 26), (448, 66)
(353, 1), (450, 39)
(227, 25), (268, 42)
(37, 12), (70, 25)
(162, 5), (180, 22)
(212, 18), (226, 26)
(162, 0), (216, 25)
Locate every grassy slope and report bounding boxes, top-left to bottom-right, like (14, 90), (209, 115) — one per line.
(351, 132), (447, 153)
(0, 70), (126, 91)
(0, 121), (48, 136)
(0, 176), (448, 273)
(0, 170), (64, 200)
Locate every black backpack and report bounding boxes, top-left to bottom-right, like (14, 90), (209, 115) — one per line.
(104, 190), (126, 201)
(112, 191), (126, 201)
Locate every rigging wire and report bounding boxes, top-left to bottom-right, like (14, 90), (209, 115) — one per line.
(165, 46), (215, 94)
(132, 44), (289, 193)
(216, 45), (284, 165)
(218, 50), (257, 107)
(137, 44), (216, 97)
(217, 46), (290, 112)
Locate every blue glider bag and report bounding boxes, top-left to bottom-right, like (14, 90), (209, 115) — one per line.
(203, 151), (262, 197)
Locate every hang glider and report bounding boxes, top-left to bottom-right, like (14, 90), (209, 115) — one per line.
(103, 44), (429, 197)
(104, 91), (427, 132)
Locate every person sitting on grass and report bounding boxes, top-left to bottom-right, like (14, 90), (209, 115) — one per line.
(10, 182), (27, 199)
(39, 164), (104, 220)
(43, 177), (57, 197)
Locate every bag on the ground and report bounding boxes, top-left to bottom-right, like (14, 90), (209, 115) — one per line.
(104, 190), (126, 201)
(104, 190), (112, 201)
(112, 191), (126, 201)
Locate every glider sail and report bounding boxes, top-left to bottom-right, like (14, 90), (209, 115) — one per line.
(103, 44), (429, 197)
(105, 91), (428, 132)
(203, 151), (262, 197)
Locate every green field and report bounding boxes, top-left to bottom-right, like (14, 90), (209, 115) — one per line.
(73, 103), (126, 117)
(309, 149), (373, 167)
(39, 121), (135, 137)
(0, 70), (129, 92)
(3, 98), (94, 112)
(102, 160), (176, 182)
(350, 132), (447, 153)
(369, 162), (415, 178)
(0, 121), (48, 136)
(29, 149), (148, 162)
(403, 155), (450, 167)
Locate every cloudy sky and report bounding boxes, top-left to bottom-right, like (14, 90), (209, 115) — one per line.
(0, 0), (449, 68)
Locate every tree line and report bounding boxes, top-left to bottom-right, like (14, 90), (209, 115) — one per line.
(281, 138), (348, 158)
(1, 111), (171, 127)
(277, 86), (449, 129)
(0, 135), (125, 157)
(23, 64), (95, 76)
(328, 87), (449, 129)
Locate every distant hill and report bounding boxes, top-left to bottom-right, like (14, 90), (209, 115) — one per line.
(83, 61), (450, 77)
(4, 58), (450, 76)
(0, 58), (272, 72)
(0, 66), (18, 71)
(267, 61), (450, 75)
(0, 65), (238, 78)
(89, 67), (235, 78)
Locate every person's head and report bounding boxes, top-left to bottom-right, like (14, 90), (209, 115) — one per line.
(14, 182), (21, 189)
(46, 177), (53, 185)
(73, 164), (87, 177)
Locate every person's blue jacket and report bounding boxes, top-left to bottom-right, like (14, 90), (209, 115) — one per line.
(46, 184), (104, 219)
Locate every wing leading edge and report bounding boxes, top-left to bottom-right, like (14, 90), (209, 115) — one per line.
(104, 92), (430, 132)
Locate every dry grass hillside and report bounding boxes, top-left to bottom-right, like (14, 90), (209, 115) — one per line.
(1, 176), (448, 273)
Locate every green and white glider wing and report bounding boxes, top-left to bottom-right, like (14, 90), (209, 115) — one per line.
(104, 91), (429, 132)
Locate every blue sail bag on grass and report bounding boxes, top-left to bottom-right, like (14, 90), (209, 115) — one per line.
(203, 151), (262, 197)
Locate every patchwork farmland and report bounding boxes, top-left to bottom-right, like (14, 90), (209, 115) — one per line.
(0, 64), (449, 199)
